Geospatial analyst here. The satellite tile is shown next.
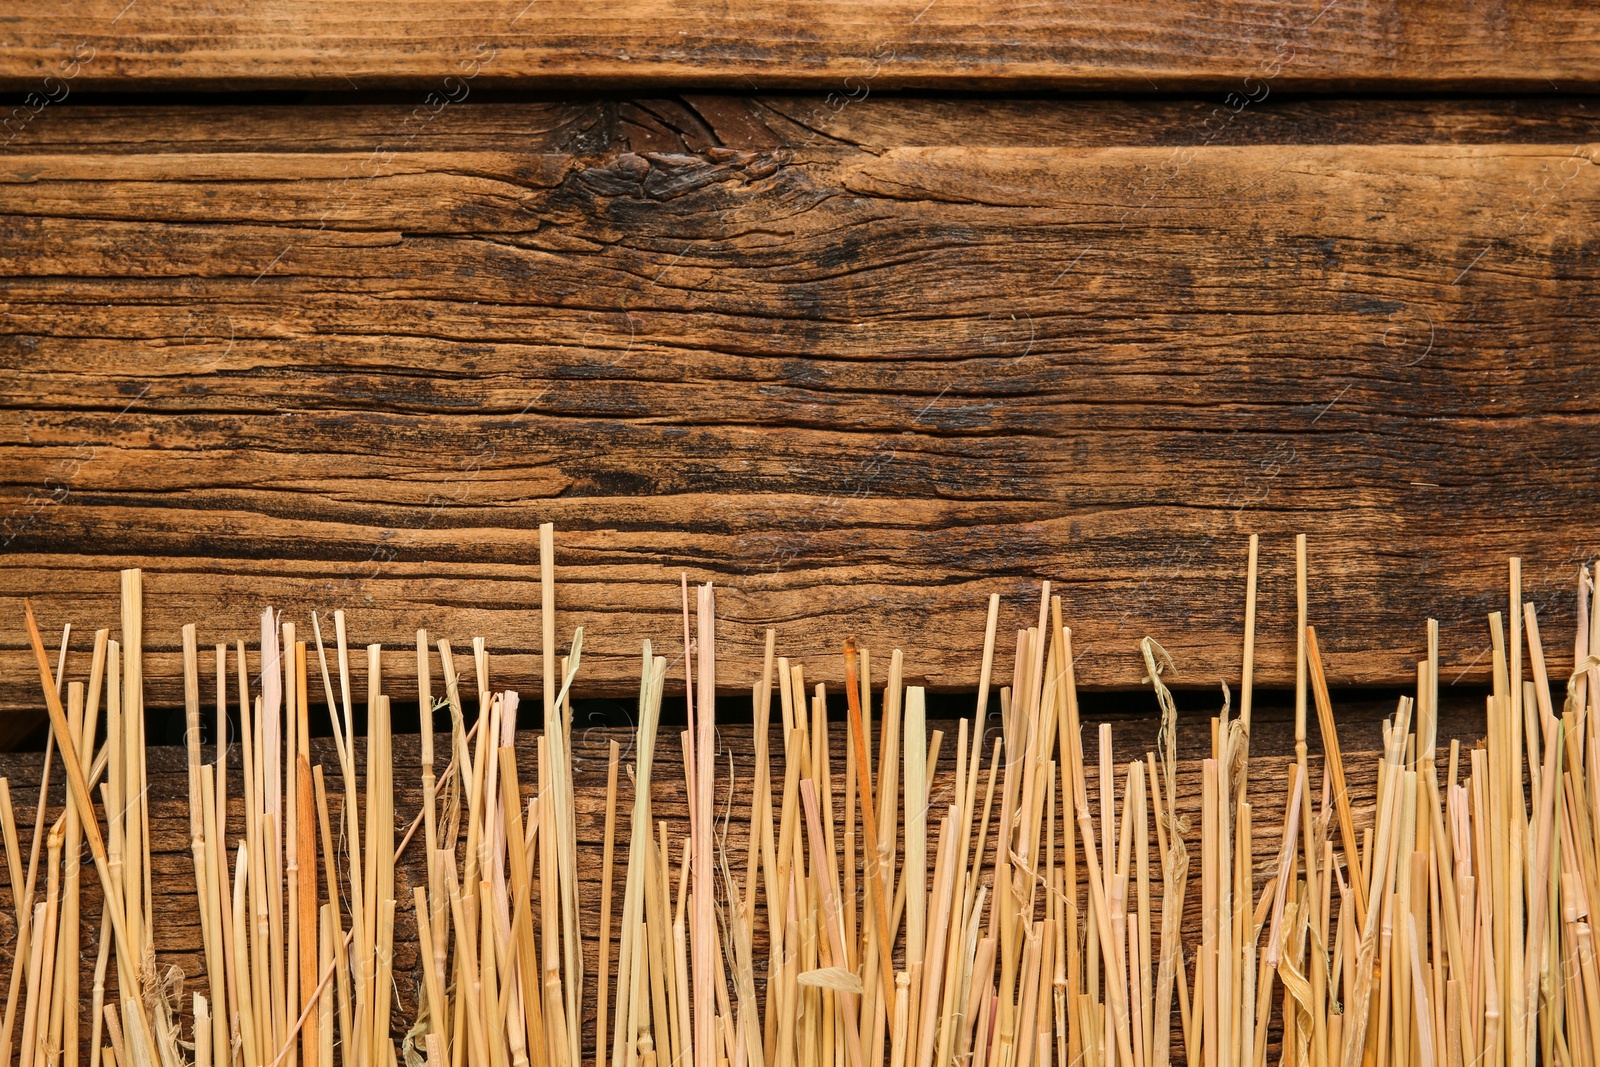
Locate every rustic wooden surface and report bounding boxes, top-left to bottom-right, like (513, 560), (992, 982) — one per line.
(2, 98), (1597, 713)
(0, 694), (1492, 1047)
(3, 2), (1599, 92)
(11, 96), (1600, 155)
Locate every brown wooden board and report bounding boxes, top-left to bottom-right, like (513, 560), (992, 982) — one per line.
(11, 96), (1600, 156)
(2, 2), (1599, 92)
(1, 100), (1597, 712)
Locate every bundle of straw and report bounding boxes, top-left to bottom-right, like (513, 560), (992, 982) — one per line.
(3, 527), (1599, 1067)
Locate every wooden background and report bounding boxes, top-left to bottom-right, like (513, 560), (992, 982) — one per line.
(2, 0), (1599, 1050)
(1, 22), (1598, 728)
(2, 8), (1598, 723)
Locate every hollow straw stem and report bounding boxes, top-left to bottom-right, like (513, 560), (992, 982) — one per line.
(844, 637), (898, 1003)
(692, 583), (717, 1067)
(1307, 626), (1367, 922)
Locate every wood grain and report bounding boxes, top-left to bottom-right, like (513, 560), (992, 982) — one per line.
(0, 102), (1597, 708)
(2, 2), (1599, 92)
(630, 95), (1600, 153)
(0, 697), (1488, 1048)
(12, 97), (1600, 157)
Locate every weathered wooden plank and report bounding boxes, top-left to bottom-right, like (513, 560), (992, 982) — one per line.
(0, 121), (1595, 706)
(2, 2), (1598, 92)
(5, 99), (620, 155)
(12, 97), (1600, 157)
(0, 696), (1490, 1047)
(635, 95), (1600, 152)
